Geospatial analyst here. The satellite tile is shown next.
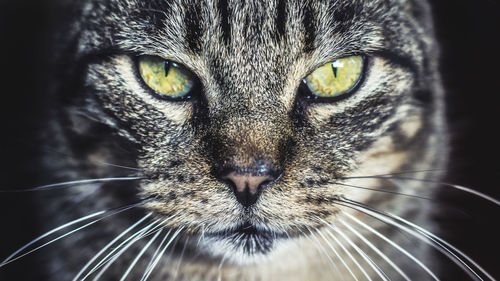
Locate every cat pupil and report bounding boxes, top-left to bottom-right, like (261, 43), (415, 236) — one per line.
(163, 61), (170, 77)
(332, 63), (338, 78)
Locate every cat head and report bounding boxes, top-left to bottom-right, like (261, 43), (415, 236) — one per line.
(55, 0), (445, 263)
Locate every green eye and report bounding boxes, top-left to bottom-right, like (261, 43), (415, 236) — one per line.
(303, 56), (364, 99)
(138, 56), (194, 99)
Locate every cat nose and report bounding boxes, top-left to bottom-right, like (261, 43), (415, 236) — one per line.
(221, 168), (277, 207)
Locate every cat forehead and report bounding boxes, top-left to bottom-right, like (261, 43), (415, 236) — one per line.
(77, 0), (428, 58)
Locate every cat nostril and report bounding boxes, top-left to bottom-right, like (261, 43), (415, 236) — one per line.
(222, 171), (275, 207)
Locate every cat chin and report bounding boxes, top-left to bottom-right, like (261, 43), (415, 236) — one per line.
(197, 234), (297, 265)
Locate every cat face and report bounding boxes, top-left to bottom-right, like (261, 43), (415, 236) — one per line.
(60, 0), (443, 264)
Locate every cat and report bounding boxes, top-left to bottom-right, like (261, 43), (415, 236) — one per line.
(0, 0), (498, 280)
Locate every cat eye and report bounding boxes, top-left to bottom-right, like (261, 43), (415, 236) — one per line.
(303, 55), (364, 100)
(138, 56), (195, 99)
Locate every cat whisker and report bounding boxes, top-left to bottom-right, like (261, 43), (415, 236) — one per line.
(337, 217), (411, 281)
(253, 233), (265, 252)
(30, 141), (154, 174)
(119, 228), (164, 281)
(93, 162), (174, 177)
(171, 236), (189, 281)
(163, 230), (182, 275)
(1, 210), (105, 267)
(90, 161), (150, 173)
(337, 197), (496, 281)
(70, 159), (171, 177)
(317, 217), (389, 281)
(0, 199), (154, 268)
(167, 231), (181, 259)
(196, 225), (206, 248)
(141, 229), (172, 281)
(337, 178), (476, 221)
(73, 213), (154, 281)
(86, 214), (177, 281)
(321, 224), (372, 281)
(217, 251), (228, 281)
(330, 181), (432, 200)
(87, 219), (165, 281)
(345, 169), (445, 178)
(341, 176), (500, 206)
(315, 228), (359, 281)
(0, 176), (144, 192)
(141, 227), (184, 281)
(305, 227), (344, 279)
(342, 212), (439, 280)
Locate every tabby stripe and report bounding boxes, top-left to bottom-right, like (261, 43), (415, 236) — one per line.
(329, 2), (361, 33)
(275, 0), (287, 40)
(217, 0), (231, 45)
(373, 49), (431, 102)
(184, 2), (204, 53)
(372, 50), (419, 78)
(302, 0), (316, 53)
(135, 1), (172, 33)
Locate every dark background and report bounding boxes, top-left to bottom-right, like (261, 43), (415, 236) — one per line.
(0, 0), (499, 280)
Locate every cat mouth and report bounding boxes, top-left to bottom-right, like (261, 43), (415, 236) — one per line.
(206, 222), (287, 254)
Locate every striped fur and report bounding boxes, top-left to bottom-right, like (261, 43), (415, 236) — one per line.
(36, 0), (448, 280)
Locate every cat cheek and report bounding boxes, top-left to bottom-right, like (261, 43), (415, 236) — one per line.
(398, 115), (423, 140)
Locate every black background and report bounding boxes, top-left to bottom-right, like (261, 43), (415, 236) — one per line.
(0, 0), (499, 280)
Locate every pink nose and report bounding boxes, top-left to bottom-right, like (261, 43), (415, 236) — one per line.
(223, 172), (274, 207)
